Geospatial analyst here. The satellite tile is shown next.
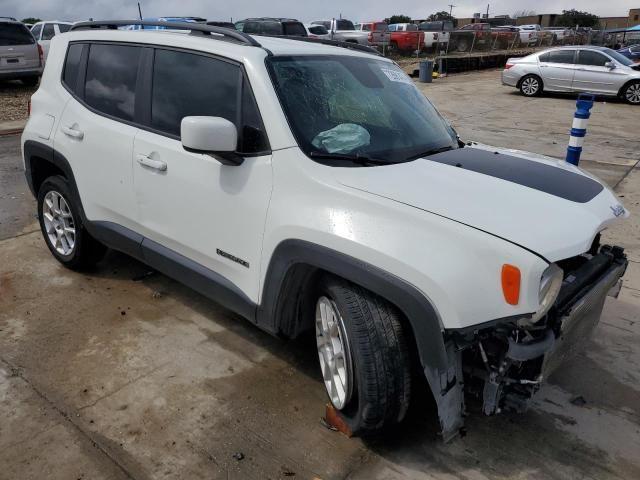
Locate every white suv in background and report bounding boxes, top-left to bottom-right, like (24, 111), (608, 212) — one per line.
(22, 20), (629, 441)
(30, 21), (73, 63)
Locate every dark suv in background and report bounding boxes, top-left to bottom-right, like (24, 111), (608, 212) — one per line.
(235, 18), (307, 37)
(0, 18), (42, 85)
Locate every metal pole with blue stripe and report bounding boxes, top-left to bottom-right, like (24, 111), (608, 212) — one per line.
(566, 93), (595, 166)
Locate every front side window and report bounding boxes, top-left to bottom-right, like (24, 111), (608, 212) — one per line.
(603, 48), (634, 66)
(85, 44), (141, 121)
(268, 55), (457, 164)
(577, 50), (608, 67)
(151, 49), (267, 153)
(42, 23), (55, 40)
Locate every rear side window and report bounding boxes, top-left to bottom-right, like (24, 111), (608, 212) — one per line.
(283, 22), (307, 36)
(42, 23), (55, 40)
(577, 50), (608, 67)
(0, 23), (35, 45)
(151, 49), (239, 137)
(308, 25), (327, 35)
(62, 43), (84, 93)
(546, 50), (575, 64)
(85, 44), (141, 122)
(58, 24), (71, 33)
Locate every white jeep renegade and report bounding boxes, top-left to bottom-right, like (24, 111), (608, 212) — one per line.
(22, 20), (629, 440)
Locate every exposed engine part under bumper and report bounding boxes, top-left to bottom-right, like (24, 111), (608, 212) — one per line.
(427, 244), (628, 442)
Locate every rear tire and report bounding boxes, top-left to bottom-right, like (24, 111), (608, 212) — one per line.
(622, 81), (640, 105)
(315, 275), (411, 433)
(519, 74), (542, 97)
(37, 176), (106, 270)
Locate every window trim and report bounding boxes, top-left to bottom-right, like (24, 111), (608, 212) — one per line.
(59, 41), (271, 157)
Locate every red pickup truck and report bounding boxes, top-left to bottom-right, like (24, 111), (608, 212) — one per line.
(388, 23), (425, 53)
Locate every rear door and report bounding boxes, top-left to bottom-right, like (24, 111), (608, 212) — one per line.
(55, 42), (140, 231)
(0, 22), (39, 75)
(538, 49), (576, 91)
(131, 47), (272, 301)
(572, 49), (624, 95)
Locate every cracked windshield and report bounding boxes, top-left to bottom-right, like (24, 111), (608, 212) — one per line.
(268, 55), (458, 163)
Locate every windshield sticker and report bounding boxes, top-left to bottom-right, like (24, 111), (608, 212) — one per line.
(381, 67), (412, 85)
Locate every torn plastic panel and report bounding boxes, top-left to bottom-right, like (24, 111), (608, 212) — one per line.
(430, 244), (628, 441)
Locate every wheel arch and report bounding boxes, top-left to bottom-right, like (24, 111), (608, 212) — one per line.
(257, 239), (449, 373)
(618, 78), (640, 98)
(23, 140), (89, 223)
(517, 72), (544, 90)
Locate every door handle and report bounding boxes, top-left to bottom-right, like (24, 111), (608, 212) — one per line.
(136, 154), (167, 171)
(61, 125), (84, 140)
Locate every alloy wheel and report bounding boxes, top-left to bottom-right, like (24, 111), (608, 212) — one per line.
(625, 83), (640, 104)
(521, 77), (539, 96)
(43, 191), (76, 256)
(315, 296), (353, 409)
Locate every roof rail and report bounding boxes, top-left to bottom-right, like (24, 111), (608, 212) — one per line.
(272, 36), (383, 56)
(70, 20), (262, 47)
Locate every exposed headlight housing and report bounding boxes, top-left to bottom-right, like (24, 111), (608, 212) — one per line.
(521, 264), (564, 326)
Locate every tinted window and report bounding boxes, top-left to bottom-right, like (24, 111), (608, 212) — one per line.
(539, 52), (550, 62)
(283, 22), (306, 36)
(85, 44), (141, 122)
(31, 23), (42, 39)
(234, 22), (245, 32)
(577, 50), (608, 66)
(374, 23), (388, 31)
(63, 43), (83, 93)
(58, 23), (71, 33)
(42, 23), (55, 40)
(309, 25), (328, 35)
(260, 22), (282, 35)
(406, 24), (418, 31)
(240, 77), (269, 153)
(336, 20), (354, 30)
(0, 23), (35, 45)
(547, 50), (575, 64)
(151, 49), (239, 137)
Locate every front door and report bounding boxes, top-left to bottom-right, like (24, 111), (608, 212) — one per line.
(572, 49), (624, 95)
(538, 49), (576, 91)
(132, 47), (272, 302)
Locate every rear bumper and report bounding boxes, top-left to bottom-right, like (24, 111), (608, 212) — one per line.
(501, 70), (519, 87)
(0, 68), (42, 80)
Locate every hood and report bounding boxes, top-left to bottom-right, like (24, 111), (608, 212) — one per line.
(334, 145), (628, 262)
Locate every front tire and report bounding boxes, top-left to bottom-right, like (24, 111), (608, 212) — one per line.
(519, 74), (542, 97)
(315, 276), (411, 433)
(37, 176), (106, 270)
(622, 81), (640, 105)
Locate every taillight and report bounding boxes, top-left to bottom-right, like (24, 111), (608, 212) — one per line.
(37, 43), (43, 66)
(368, 32), (373, 42)
(504, 63), (514, 69)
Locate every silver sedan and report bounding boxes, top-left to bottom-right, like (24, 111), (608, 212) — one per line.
(502, 46), (640, 104)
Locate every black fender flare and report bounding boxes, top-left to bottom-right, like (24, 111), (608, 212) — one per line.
(258, 239), (449, 373)
(23, 140), (86, 219)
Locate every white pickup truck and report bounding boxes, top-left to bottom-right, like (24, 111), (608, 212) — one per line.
(311, 19), (369, 45)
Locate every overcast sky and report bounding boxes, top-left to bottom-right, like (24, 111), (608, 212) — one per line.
(1, 0), (635, 23)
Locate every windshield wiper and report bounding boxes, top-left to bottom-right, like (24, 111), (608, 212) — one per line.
(405, 145), (456, 161)
(309, 151), (392, 166)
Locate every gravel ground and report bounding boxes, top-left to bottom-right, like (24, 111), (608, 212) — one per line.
(0, 81), (36, 122)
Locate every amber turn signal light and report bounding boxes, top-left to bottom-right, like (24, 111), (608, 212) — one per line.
(501, 264), (521, 305)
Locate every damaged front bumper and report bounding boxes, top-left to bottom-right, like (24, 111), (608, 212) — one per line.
(426, 244), (628, 441)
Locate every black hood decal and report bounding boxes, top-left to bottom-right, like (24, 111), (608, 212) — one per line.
(427, 148), (603, 203)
